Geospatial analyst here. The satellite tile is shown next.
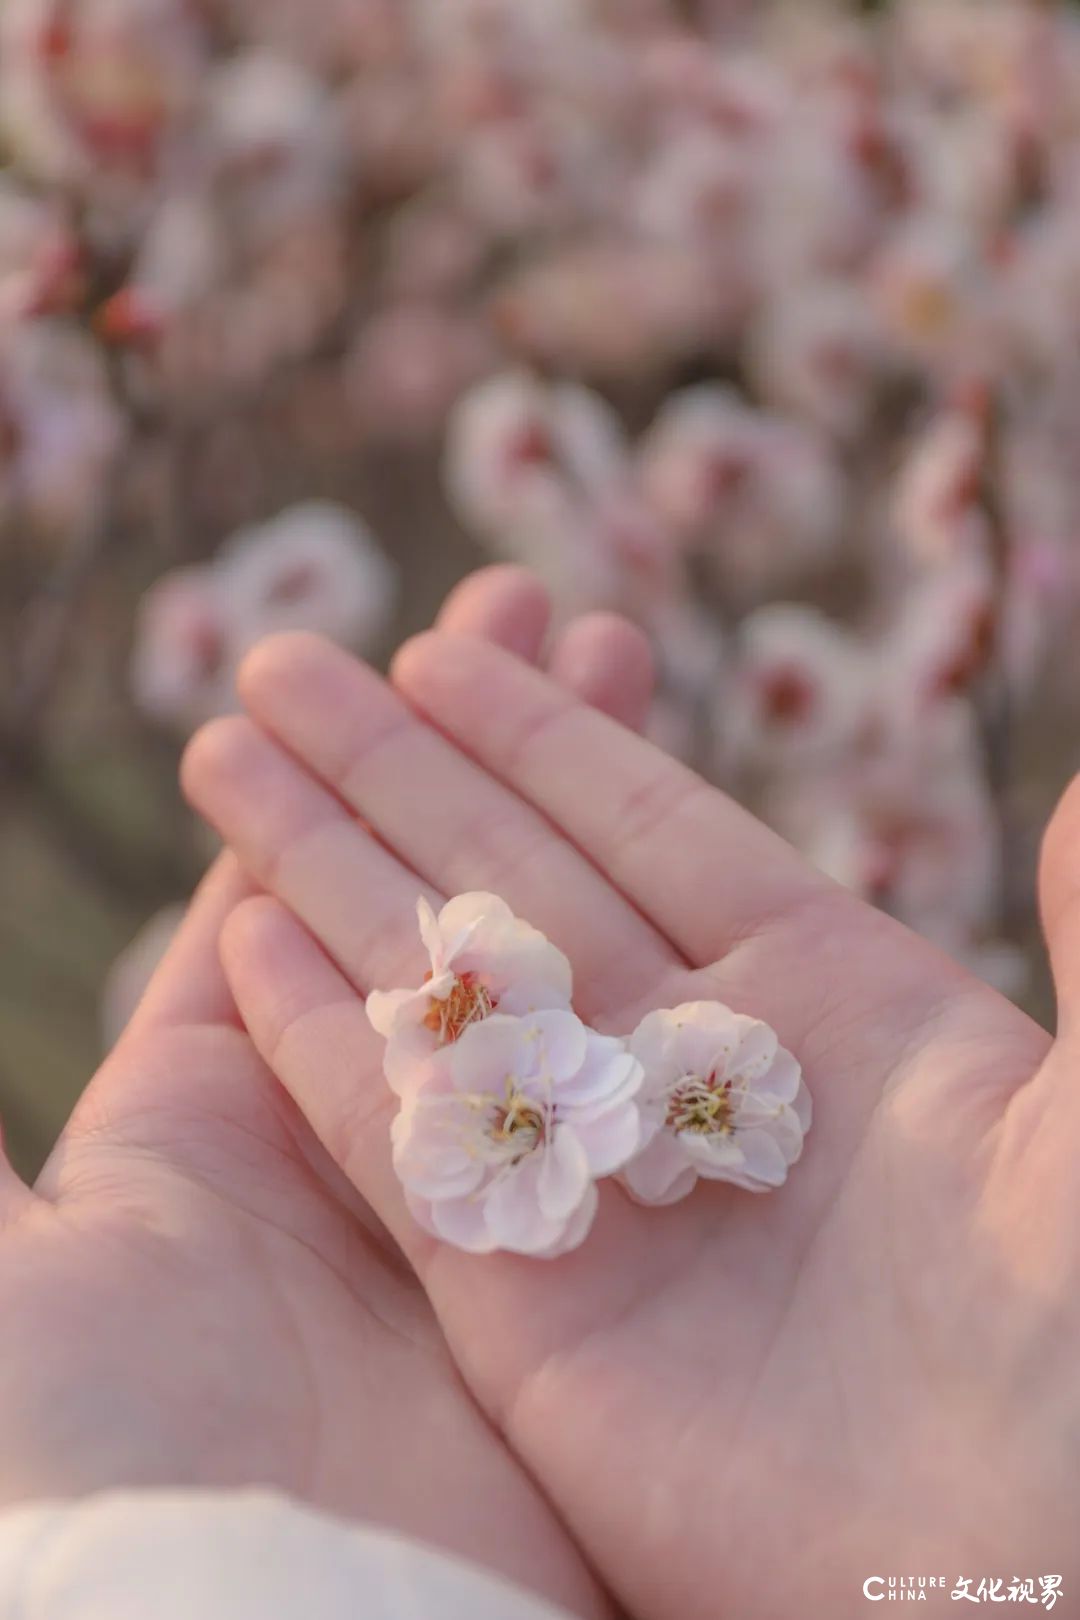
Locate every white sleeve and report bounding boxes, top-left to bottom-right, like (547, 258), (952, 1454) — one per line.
(0, 1490), (581, 1620)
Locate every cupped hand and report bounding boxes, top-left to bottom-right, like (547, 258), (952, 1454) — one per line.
(0, 569), (654, 1620)
(183, 575), (1077, 1620)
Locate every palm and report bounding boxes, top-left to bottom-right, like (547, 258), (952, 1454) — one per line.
(0, 571), (652, 1620)
(0, 956), (606, 1620)
(185, 610), (1076, 1620)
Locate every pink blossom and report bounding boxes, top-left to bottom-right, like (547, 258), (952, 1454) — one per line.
(745, 280), (885, 441)
(445, 371), (625, 544)
(131, 503), (396, 732)
(204, 51), (346, 230)
(730, 604), (871, 767)
(0, 324), (124, 533)
(130, 567), (236, 733)
(776, 755), (1007, 978)
(871, 218), (981, 371)
(0, 180), (82, 327)
(884, 557), (997, 720)
(638, 386), (844, 591)
(892, 407), (990, 565)
(622, 1002), (810, 1206)
(0, 0), (206, 187)
(491, 240), (720, 380)
(394, 1007), (643, 1257)
(346, 305), (495, 443)
(367, 894), (573, 1097)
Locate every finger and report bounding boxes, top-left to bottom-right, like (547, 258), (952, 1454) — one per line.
(124, 853), (255, 1036)
(221, 889), (769, 1423)
(436, 565), (552, 661)
(236, 635), (676, 1017)
(437, 567), (655, 733)
(392, 631), (828, 966)
(219, 896), (417, 1255)
(182, 717), (437, 995)
(220, 897), (666, 1339)
(547, 613), (655, 734)
(1039, 773), (1080, 1036)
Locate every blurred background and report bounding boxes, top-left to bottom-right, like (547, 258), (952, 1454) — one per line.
(2, 0), (1078, 1177)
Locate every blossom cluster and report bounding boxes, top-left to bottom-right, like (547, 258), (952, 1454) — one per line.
(5, 0), (1080, 1042)
(130, 501), (396, 731)
(368, 894), (811, 1256)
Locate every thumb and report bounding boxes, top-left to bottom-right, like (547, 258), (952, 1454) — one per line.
(1038, 774), (1080, 1036)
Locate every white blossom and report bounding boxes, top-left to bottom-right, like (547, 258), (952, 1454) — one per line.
(394, 1008), (643, 1257)
(367, 894), (573, 1096)
(622, 1002), (811, 1206)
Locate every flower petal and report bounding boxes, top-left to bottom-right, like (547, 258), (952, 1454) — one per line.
(449, 1012), (530, 1095)
(428, 1193), (499, 1254)
(392, 1094), (486, 1200)
(537, 1125), (592, 1221)
(537, 1180), (599, 1257)
(438, 892), (504, 966)
(674, 1004), (743, 1079)
(725, 1127), (791, 1189)
(416, 896), (444, 969)
(571, 1103), (642, 1176)
(621, 1130), (697, 1205)
(770, 1103), (808, 1167)
(484, 1156), (567, 1254)
(558, 1036), (641, 1114)
(439, 892), (514, 939)
(365, 986), (417, 1040)
(753, 1045), (802, 1107)
(792, 1079), (813, 1134)
(628, 1008), (685, 1086)
(729, 1017), (779, 1083)
(528, 1008), (590, 1080)
(498, 972), (574, 1017)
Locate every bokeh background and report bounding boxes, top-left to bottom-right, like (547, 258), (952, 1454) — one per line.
(2, 0), (1078, 1177)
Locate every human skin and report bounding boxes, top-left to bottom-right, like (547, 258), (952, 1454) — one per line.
(0, 569), (655, 1620)
(182, 577), (1080, 1620)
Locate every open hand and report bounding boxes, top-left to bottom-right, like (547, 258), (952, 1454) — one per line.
(184, 571), (1073, 1619)
(0, 570), (655, 1620)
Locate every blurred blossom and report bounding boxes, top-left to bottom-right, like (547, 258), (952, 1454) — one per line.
(871, 217), (981, 372)
(445, 371), (680, 618)
(892, 404), (991, 566)
(881, 558), (1005, 743)
(380, 200), (487, 302)
(637, 385), (844, 592)
(131, 502), (396, 732)
(203, 51), (346, 229)
(97, 192), (224, 345)
(0, 179), (83, 327)
(0, 0), (206, 190)
(413, 0), (591, 55)
(0, 324), (124, 532)
(745, 280), (885, 441)
(454, 113), (611, 238)
(774, 754), (1011, 981)
(9, 0), (1080, 1007)
(730, 604), (871, 768)
(346, 305), (495, 443)
(491, 241), (720, 379)
(225, 0), (409, 74)
(129, 565), (237, 732)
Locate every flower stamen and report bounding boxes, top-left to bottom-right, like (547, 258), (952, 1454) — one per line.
(488, 1077), (546, 1161)
(422, 970), (495, 1044)
(665, 1071), (734, 1136)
